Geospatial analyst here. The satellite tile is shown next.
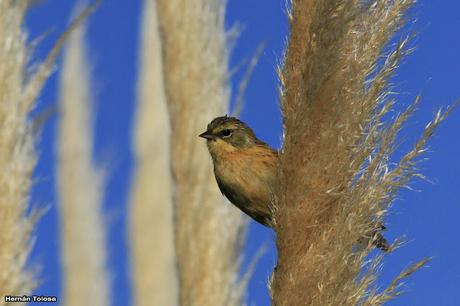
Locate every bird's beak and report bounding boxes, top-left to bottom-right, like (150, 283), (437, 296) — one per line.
(199, 131), (215, 140)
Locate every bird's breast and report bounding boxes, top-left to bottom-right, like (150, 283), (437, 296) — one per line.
(213, 146), (277, 226)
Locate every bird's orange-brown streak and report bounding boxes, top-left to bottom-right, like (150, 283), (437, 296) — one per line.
(211, 141), (278, 226)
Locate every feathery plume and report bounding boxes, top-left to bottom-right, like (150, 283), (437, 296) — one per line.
(272, 1), (453, 305)
(0, 0), (91, 299)
(156, 0), (248, 305)
(56, 13), (110, 306)
(0, 1), (39, 297)
(129, 0), (178, 305)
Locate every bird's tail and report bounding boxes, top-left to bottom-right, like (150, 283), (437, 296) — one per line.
(358, 223), (390, 252)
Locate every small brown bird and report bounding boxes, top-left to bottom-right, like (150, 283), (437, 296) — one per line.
(199, 116), (277, 227)
(200, 115), (389, 251)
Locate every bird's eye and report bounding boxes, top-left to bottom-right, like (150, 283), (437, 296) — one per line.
(220, 129), (233, 138)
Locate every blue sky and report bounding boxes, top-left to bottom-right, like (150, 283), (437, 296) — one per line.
(26, 1), (460, 305)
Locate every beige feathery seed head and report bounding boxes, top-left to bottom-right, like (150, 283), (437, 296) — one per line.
(0, 2), (38, 297)
(271, 1), (455, 305)
(0, 1), (98, 301)
(156, 0), (248, 305)
(56, 14), (110, 306)
(129, 0), (178, 305)
(0, 0), (88, 298)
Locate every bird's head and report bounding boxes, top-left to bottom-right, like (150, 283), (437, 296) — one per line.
(199, 116), (259, 157)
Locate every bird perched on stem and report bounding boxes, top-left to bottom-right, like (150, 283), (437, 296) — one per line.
(199, 115), (389, 251)
(199, 116), (276, 227)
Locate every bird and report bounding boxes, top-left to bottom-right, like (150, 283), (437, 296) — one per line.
(199, 115), (277, 227)
(199, 115), (389, 251)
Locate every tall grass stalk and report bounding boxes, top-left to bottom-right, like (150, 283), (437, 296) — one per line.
(0, 1), (39, 298)
(272, 1), (454, 305)
(156, 0), (247, 305)
(56, 16), (110, 306)
(0, 0), (83, 299)
(129, 1), (178, 305)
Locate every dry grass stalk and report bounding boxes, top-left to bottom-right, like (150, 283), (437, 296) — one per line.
(272, 1), (453, 305)
(156, 0), (248, 305)
(129, 1), (178, 305)
(0, 1), (39, 298)
(0, 0), (87, 299)
(56, 17), (110, 306)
